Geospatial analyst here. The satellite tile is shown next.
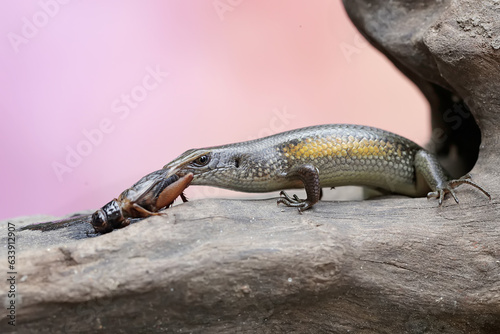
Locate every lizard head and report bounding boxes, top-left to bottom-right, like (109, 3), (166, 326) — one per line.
(163, 149), (217, 179)
(163, 147), (254, 188)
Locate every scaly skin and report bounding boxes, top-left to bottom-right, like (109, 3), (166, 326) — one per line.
(163, 124), (490, 211)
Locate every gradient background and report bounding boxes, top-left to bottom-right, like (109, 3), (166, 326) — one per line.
(0, 0), (428, 220)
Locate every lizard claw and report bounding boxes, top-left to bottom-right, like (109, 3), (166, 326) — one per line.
(278, 190), (305, 203)
(427, 188), (458, 205)
(427, 174), (491, 205)
(277, 191), (312, 212)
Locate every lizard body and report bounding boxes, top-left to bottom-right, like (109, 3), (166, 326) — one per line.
(163, 124), (489, 211)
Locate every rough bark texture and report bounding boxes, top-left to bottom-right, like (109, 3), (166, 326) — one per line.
(2, 195), (499, 334)
(2, 0), (500, 333)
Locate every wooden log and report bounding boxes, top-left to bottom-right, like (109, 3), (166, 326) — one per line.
(1, 192), (498, 333)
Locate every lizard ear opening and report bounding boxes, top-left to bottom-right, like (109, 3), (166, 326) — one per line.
(234, 157), (240, 168)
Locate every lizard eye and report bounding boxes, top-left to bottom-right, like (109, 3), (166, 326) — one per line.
(192, 154), (210, 167)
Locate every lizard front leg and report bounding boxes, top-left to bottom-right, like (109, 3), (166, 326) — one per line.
(277, 164), (321, 212)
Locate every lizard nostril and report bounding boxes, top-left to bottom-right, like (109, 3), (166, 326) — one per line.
(235, 157), (240, 168)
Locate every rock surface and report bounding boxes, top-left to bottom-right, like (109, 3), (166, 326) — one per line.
(2, 0), (500, 333)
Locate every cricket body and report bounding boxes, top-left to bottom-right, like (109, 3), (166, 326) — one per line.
(91, 170), (193, 233)
(163, 124), (490, 211)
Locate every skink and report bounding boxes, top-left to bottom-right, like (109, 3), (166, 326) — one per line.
(163, 124), (490, 211)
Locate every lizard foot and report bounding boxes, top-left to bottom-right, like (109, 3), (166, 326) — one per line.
(277, 190), (313, 212)
(427, 174), (491, 205)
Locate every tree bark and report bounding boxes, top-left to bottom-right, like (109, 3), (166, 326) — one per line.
(1, 194), (499, 333)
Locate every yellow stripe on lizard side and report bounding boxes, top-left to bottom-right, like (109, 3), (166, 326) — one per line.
(282, 136), (392, 160)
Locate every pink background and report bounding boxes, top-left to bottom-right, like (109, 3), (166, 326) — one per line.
(0, 1), (428, 220)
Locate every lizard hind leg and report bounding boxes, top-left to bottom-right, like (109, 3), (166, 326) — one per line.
(423, 168), (491, 205)
(415, 150), (490, 205)
(444, 174), (491, 201)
